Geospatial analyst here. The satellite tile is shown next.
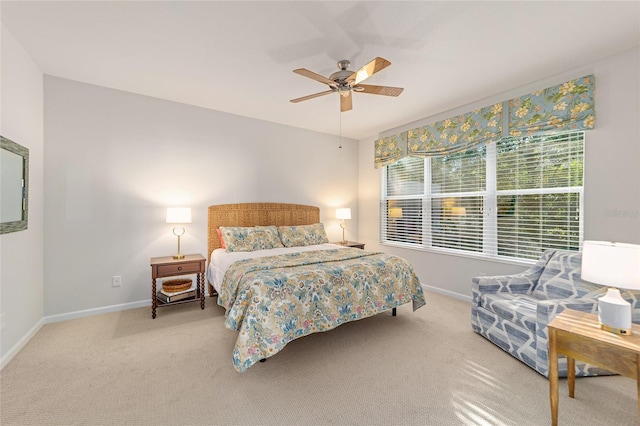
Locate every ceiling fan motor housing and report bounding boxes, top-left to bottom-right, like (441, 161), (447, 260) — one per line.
(330, 61), (355, 95)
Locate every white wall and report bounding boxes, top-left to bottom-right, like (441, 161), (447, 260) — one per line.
(43, 76), (359, 317)
(0, 24), (44, 366)
(359, 47), (640, 300)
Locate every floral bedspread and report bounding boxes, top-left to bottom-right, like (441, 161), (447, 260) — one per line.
(217, 248), (426, 372)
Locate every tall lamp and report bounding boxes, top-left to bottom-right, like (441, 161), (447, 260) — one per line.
(166, 207), (192, 259)
(581, 241), (640, 335)
(336, 208), (351, 244)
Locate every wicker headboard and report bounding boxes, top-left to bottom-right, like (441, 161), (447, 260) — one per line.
(207, 202), (320, 261)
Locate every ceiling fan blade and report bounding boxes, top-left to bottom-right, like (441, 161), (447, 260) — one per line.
(290, 90), (335, 103)
(293, 68), (337, 87)
(340, 91), (353, 112)
(346, 57), (392, 85)
(356, 84), (404, 97)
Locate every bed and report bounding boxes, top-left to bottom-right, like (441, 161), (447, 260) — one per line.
(207, 202), (426, 372)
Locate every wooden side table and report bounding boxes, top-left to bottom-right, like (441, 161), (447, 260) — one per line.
(548, 309), (640, 425)
(333, 241), (365, 249)
(150, 254), (206, 319)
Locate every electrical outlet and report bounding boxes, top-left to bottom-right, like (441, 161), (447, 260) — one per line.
(112, 276), (122, 287)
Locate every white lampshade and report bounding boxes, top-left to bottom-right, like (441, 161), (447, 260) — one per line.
(166, 207), (192, 224)
(581, 241), (640, 290)
(582, 240), (640, 335)
(336, 208), (351, 220)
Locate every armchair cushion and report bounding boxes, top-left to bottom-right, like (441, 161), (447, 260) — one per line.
(482, 294), (537, 332)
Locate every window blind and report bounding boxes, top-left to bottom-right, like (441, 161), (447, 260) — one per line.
(381, 132), (584, 261)
(382, 158), (424, 244)
(495, 132), (583, 259)
(430, 146), (485, 252)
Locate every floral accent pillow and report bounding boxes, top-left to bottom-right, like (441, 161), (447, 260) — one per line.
(277, 223), (329, 248)
(220, 226), (284, 252)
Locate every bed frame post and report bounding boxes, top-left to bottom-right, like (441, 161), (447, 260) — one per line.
(392, 307), (397, 316)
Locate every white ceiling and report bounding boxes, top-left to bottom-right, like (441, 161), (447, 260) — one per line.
(2, 1), (639, 140)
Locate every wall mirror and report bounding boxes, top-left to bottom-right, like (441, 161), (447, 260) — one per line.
(1, 135), (29, 234)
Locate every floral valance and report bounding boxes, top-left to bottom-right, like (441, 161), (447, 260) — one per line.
(508, 75), (595, 137)
(374, 74), (595, 168)
(374, 133), (407, 169)
(407, 103), (503, 159)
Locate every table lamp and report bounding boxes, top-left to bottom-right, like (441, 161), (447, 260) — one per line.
(166, 207), (192, 259)
(336, 208), (351, 244)
(581, 241), (640, 335)
(388, 207), (403, 219)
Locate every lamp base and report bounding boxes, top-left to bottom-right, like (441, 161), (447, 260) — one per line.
(172, 254), (185, 260)
(598, 287), (633, 335)
(340, 221), (347, 245)
(600, 323), (633, 335)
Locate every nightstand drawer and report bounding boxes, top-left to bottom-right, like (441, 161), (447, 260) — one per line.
(156, 261), (201, 277)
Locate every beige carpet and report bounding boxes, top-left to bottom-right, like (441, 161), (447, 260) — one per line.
(0, 291), (636, 425)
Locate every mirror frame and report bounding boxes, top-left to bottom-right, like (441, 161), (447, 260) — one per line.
(0, 135), (29, 234)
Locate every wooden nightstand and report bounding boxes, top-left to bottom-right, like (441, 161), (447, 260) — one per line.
(333, 241), (365, 249)
(150, 254), (205, 319)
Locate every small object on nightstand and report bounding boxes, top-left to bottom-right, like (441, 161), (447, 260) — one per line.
(157, 287), (197, 303)
(334, 241), (365, 250)
(162, 278), (192, 293)
(150, 253), (205, 319)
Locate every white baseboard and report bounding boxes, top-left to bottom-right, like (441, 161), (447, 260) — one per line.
(421, 283), (471, 303)
(3, 286), (464, 370)
(1, 300), (151, 371)
(43, 299), (151, 324)
(1, 317), (44, 371)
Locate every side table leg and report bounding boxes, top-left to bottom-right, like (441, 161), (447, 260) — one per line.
(568, 356), (575, 398)
(549, 328), (559, 426)
(636, 354), (640, 423)
(152, 277), (157, 319)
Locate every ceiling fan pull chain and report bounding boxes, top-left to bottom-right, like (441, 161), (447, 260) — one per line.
(339, 110), (342, 149)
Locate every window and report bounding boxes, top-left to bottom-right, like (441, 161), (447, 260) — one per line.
(381, 131), (584, 261)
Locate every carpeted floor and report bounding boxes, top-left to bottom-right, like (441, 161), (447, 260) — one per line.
(0, 291), (637, 425)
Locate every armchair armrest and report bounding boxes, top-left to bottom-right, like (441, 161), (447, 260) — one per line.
(471, 249), (558, 306)
(471, 273), (538, 311)
(536, 297), (600, 326)
(472, 273), (537, 295)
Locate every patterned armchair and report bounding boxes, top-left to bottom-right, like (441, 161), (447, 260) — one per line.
(471, 249), (640, 378)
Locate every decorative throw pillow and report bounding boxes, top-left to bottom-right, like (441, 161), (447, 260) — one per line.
(216, 228), (226, 249)
(220, 226), (284, 252)
(278, 223), (329, 248)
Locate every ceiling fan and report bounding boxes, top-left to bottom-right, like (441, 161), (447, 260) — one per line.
(290, 57), (404, 112)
